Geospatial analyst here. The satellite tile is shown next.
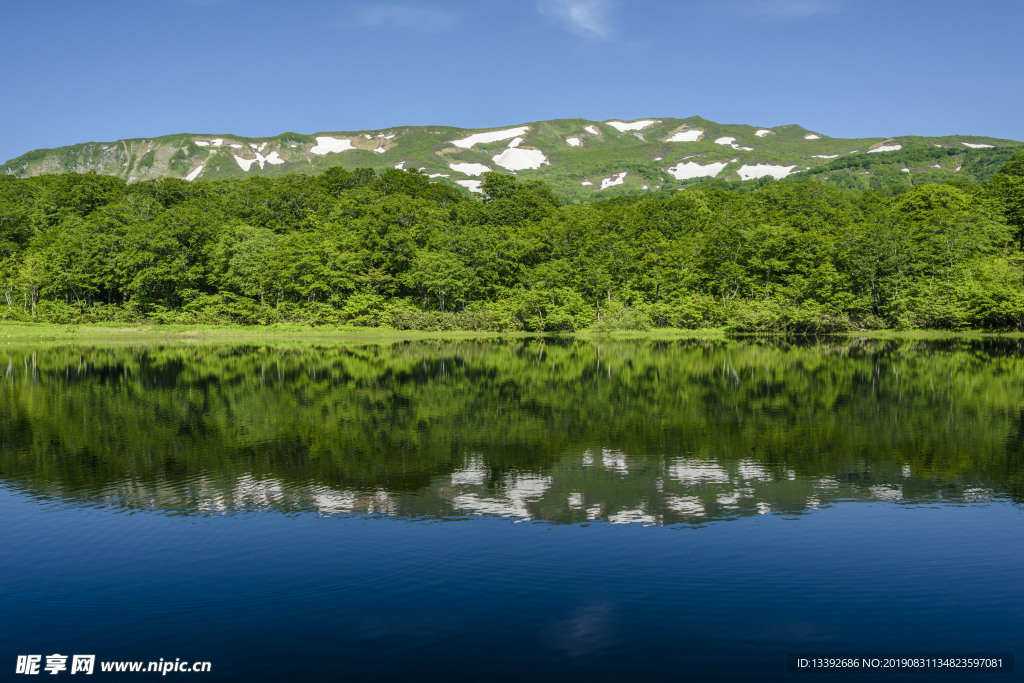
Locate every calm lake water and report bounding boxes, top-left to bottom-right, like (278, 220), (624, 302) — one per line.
(1, 337), (1022, 681)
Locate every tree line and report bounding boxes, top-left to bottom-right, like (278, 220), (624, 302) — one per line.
(2, 154), (1023, 332)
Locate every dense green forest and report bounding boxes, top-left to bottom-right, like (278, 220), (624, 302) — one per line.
(2, 153), (1024, 332)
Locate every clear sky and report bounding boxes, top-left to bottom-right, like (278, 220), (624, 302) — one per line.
(2, 0), (1021, 164)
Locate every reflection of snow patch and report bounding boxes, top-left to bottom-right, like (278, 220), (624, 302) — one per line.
(585, 125), (599, 135)
(456, 179), (483, 193)
(314, 490), (357, 515)
(717, 493), (740, 507)
(451, 126), (529, 149)
(452, 473), (552, 519)
(185, 165), (203, 181)
(599, 448), (629, 473)
(566, 137), (582, 147)
(310, 137), (356, 155)
(737, 461), (771, 481)
(606, 119), (660, 132)
(608, 508), (658, 525)
(666, 495), (705, 515)
(755, 129), (772, 137)
(962, 487), (995, 502)
(757, 502), (771, 515)
(492, 147), (548, 171)
(666, 161), (728, 180)
(670, 461), (730, 484)
(868, 144), (902, 153)
(962, 142), (994, 148)
(451, 458), (486, 486)
(870, 486), (903, 501)
(667, 129), (702, 142)
(599, 172), (628, 190)
(737, 164), (796, 180)
(449, 162), (491, 176)
(568, 492), (584, 508)
(805, 134), (821, 140)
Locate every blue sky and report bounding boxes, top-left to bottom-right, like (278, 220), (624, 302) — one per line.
(2, 0), (1021, 163)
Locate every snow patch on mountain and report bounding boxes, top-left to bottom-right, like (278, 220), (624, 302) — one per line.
(193, 139), (224, 147)
(666, 161), (728, 180)
(667, 129), (702, 142)
(600, 172), (628, 190)
(868, 144), (902, 153)
(962, 142), (994, 148)
(585, 126), (599, 135)
(805, 134), (821, 140)
(456, 180), (483, 193)
(755, 129), (772, 137)
(185, 165), (203, 181)
(373, 148), (386, 154)
(451, 127), (529, 149)
(566, 137), (581, 147)
(493, 148), (548, 171)
(449, 162), (491, 176)
(811, 155), (839, 159)
(737, 164), (796, 181)
(606, 120), (659, 132)
(716, 137), (752, 151)
(234, 151), (285, 172)
(310, 137), (356, 155)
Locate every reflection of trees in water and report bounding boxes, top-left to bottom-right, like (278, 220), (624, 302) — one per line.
(0, 338), (1021, 522)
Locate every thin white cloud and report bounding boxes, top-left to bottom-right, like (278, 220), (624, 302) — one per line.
(537, 0), (615, 39)
(741, 0), (844, 17)
(353, 3), (455, 31)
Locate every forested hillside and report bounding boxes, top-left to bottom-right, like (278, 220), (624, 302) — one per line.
(3, 117), (1020, 205)
(2, 153), (1024, 332)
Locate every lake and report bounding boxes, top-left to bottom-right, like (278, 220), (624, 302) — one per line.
(1, 337), (1021, 681)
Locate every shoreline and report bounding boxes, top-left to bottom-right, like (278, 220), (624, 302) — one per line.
(2, 322), (1022, 343)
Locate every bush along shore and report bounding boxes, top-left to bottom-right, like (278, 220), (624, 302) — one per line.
(2, 155), (1024, 333)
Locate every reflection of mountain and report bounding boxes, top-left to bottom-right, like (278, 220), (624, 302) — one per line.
(0, 339), (1020, 522)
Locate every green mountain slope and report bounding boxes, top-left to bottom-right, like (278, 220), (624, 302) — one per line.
(3, 116), (1020, 201)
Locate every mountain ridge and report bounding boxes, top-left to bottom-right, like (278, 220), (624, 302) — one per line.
(4, 116), (1021, 201)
